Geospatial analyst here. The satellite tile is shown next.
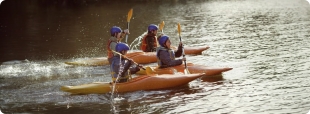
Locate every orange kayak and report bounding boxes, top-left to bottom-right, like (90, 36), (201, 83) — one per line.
(131, 46), (210, 64)
(137, 63), (233, 76)
(65, 46), (209, 66)
(60, 73), (205, 94)
(172, 46), (209, 55)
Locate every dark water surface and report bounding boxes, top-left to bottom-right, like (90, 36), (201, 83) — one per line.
(1, 0), (310, 113)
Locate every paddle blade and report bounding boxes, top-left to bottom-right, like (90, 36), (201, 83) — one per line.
(177, 23), (181, 36)
(184, 68), (191, 74)
(145, 66), (155, 75)
(127, 8), (133, 22)
(159, 21), (165, 32)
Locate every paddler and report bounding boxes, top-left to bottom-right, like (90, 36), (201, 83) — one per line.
(156, 35), (186, 68)
(107, 26), (130, 64)
(110, 43), (142, 83)
(140, 24), (159, 52)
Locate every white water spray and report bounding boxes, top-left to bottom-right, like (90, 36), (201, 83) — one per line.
(110, 55), (127, 113)
(129, 32), (146, 50)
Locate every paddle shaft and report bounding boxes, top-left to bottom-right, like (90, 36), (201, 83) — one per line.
(177, 23), (188, 70)
(179, 37), (188, 69)
(125, 22), (129, 43)
(112, 50), (145, 70)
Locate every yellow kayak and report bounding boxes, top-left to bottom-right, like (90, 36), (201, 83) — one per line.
(60, 73), (205, 95)
(64, 46), (209, 66)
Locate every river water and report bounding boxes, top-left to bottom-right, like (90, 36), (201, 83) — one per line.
(1, 0), (310, 113)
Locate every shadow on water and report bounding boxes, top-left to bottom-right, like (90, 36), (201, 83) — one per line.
(0, 0), (175, 62)
(201, 74), (224, 82)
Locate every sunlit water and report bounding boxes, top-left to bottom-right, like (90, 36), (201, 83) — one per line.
(1, 0), (310, 113)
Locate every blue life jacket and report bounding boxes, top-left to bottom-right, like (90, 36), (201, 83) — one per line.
(156, 46), (176, 68)
(110, 56), (131, 83)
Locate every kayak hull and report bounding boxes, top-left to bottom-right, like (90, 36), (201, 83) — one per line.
(130, 46), (210, 64)
(137, 63), (233, 76)
(172, 46), (209, 55)
(64, 46), (209, 66)
(60, 73), (205, 94)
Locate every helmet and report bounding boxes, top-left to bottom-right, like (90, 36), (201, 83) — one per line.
(110, 26), (122, 36)
(148, 24), (158, 32)
(116, 43), (130, 52)
(158, 35), (169, 47)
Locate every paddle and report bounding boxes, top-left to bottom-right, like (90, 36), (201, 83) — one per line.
(159, 21), (165, 34)
(177, 23), (190, 74)
(125, 8), (133, 43)
(111, 50), (154, 75)
(155, 21), (165, 47)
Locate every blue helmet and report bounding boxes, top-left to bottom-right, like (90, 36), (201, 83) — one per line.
(148, 24), (159, 32)
(158, 35), (169, 47)
(110, 26), (122, 36)
(116, 43), (130, 52)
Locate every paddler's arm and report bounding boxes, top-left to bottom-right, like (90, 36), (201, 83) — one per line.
(119, 59), (132, 76)
(120, 59), (140, 75)
(126, 59), (141, 74)
(174, 42), (183, 57)
(129, 65), (141, 74)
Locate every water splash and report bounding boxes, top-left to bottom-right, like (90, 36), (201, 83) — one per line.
(130, 32), (146, 50)
(110, 55), (126, 113)
(110, 55), (124, 93)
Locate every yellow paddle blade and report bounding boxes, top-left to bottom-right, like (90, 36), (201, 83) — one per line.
(159, 21), (165, 31)
(133, 66), (156, 75)
(184, 68), (191, 74)
(145, 66), (156, 75)
(177, 23), (181, 36)
(127, 8), (133, 22)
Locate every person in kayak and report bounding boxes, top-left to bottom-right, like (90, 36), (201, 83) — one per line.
(110, 43), (142, 83)
(156, 35), (186, 68)
(141, 24), (159, 52)
(107, 26), (129, 64)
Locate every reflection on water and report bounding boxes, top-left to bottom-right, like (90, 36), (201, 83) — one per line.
(1, 0), (310, 113)
(0, 0), (163, 62)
